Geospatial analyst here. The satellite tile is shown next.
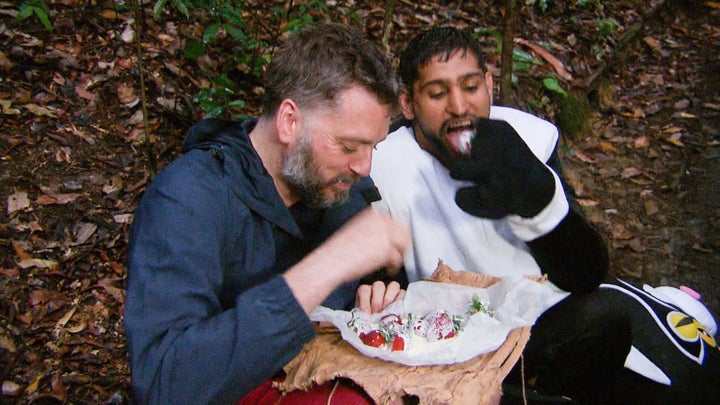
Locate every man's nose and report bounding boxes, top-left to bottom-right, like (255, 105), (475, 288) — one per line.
(349, 148), (372, 177)
(446, 88), (468, 116)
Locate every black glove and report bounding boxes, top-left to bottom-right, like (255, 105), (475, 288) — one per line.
(449, 118), (556, 219)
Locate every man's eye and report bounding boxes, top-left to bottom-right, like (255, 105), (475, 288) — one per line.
(465, 84), (479, 92)
(429, 91), (446, 99)
(342, 145), (357, 153)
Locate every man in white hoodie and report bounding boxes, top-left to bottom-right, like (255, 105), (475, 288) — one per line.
(370, 26), (720, 404)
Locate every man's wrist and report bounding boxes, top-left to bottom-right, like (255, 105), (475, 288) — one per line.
(507, 170), (569, 241)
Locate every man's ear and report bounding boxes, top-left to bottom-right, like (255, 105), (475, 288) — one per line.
(399, 87), (415, 120)
(275, 98), (300, 144)
(486, 71), (494, 105)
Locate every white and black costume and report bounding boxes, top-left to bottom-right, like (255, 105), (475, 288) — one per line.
(370, 106), (720, 403)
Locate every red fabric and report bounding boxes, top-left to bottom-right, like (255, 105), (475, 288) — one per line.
(238, 378), (374, 405)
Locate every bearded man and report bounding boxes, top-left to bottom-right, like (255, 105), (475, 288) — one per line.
(124, 23), (410, 404)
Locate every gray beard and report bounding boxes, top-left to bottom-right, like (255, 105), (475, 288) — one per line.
(282, 133), (353, 209)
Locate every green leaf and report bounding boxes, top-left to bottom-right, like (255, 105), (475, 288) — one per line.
(232, 113), (253, 121)
(282, 15), (315, 33)
(184, 40), (205, 60)
(34, 6), (52, 30)
(153, 0), (168, 17)
(201, 102), (225, 118)
(228, 100), (246, 109)
(171, 0), (190, 18)
(219, 4), (246, 28)
(543, 77), (568, 97)
(513, 61), (532, 72)
(215, 74), (236, 93)
(224, 24), (248, 43)
(15, 1), (52, 30)
(16, 3), (35, 21)
(476, 27), (502, 42)
(203, 22), (220, 43)
(512, 48), (541, 65)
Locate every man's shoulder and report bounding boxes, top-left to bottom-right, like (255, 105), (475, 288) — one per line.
(490, 106), (559, 158)
(381, 124), (416, 149)
(182, 118), (256, 154)
(490, 106), (555, 129)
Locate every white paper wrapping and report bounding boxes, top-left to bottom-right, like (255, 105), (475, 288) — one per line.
(310, 277), (568, 366)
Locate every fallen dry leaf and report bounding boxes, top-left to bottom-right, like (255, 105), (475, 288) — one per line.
(673, 111), (697, 118)
(643, 200), (659, 216)
(514, 38), (573, 80)
(643, 36), (662, 51)
(611, 224), (634, 240)
(24, 374), (42, 396)
(18, 258), (58, 270)
(621, 166), (643, 178)
(2, 380), (23, 397)
(0, 50), (12, 70)
(73, 222), (97, 245)
(7, 190), (30, 214)
(573, 149), (596, 163)
(0, 99), (21, 114)
(634, 135), (650, 148)
(35, 193), (83, 205)
(100, 8), (127, 20)
(121, 23), (135, 43)
(117, 83), (138, 106)
(51, 372), (67, 402)
(662, 133), (684, 147)
(12, 241), (31, 260)
(22, 103), (59, 118)
(577, 198), (599, 207)
(599, 141), (618, 153)
(0, 333), (17, 353)
(54, 307), (77, 339)
(692, 243), (713, 253)
(673, 99), (691, 109)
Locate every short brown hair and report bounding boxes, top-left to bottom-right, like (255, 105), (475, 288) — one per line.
(261, 23), (398, 116)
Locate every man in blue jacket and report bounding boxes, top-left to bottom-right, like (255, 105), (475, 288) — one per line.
(123, 23), (410, 404)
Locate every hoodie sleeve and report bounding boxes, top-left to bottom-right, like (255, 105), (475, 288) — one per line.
(526, 151), (610, 293)
(123, 151), (316, 404)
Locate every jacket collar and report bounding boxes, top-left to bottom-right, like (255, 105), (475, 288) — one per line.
(183, 118), (302, 237)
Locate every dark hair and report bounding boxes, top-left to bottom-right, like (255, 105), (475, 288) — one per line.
(261, 23), (398, 116)
(398, 26), (487, 91)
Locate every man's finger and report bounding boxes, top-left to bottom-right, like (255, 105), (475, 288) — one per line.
(383, 281), (401, 308)
(370, 281), (386, 313)
(355, 284), (372, 313)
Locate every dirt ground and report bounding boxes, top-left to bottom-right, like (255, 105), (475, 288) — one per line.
(0, 0), (718, 403)
(568, 1), (720, 317)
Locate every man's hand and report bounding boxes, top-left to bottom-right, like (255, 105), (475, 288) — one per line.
(355, 280), (406, 314)
(449, 118), (555, 219)
(325, 208), (410, 281)
(284, 208), (410, 314)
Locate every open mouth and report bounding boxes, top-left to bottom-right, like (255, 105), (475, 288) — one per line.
(444, 119), (476, 156)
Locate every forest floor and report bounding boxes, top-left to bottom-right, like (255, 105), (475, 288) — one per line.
(0, 0), (718, 403)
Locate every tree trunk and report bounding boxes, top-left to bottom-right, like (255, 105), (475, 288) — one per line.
(499, 0), (516, 106)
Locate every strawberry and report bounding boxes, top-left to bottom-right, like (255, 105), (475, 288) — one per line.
(391, 335), (405, 351)
(359, 330), (386, 347)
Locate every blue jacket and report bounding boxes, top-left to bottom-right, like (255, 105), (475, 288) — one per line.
(124, 118), (374, 404)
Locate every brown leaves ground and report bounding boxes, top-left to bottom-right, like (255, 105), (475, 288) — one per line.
(1, 0), (719, 403)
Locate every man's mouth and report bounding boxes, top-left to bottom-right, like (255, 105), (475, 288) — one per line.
(328, 174), (359, 189)
(444, 119), (476, 156)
